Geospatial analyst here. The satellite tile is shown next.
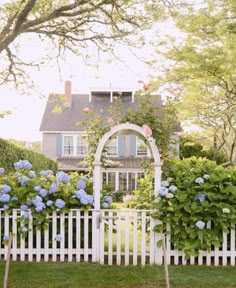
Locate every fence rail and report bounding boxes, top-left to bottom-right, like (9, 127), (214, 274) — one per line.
(0, 209), (236, 266)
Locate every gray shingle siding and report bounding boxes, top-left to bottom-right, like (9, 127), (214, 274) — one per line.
(42, 133), (58, 160)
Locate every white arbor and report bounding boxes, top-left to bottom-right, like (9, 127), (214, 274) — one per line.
(93, 123), (162, 209)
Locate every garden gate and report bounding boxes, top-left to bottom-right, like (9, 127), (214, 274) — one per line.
(91, 123), (162, 264)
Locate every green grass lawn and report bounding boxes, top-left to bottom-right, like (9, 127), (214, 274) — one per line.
(1, 262), (236, 288)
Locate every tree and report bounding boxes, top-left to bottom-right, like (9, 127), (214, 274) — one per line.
(155, 0), (236, 165)
(0, 0), (164, 89)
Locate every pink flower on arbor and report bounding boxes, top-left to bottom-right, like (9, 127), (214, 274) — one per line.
(107, 117), (115, 125)
(138, 80), (144, 84)
(143, 125), (152, 137)
(83, 107), (92, 114)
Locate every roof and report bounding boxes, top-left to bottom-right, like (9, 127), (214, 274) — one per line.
(40, 92), (143, 132)
(57, 157), (147, 171)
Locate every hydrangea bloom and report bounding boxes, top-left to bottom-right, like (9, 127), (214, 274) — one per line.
(86, 195), (94, 205)
(20, 204), (29, 211)
(169, 185), (177, 192)
(0, 168), (5, 175)
(39, 189), (48, 198)
(40, 170), (53, 177)
(49, 183), (58, 194)
(0, 184), (11, 194)
(34, 185), (42, 192)
(23, 212), (29, 219)
(77, 180), (86, 190)
(158, 187), (169, 196)
(161, 180), (169, 187)
(11, 196), (18, 202)
(56, 171), (70, 183)
(222, 208), (230, 214)
(32, 196), (43, 206)
(46, 200), (53, 207)
(21, 226), (28, 232)
(102, 202), (109, 209)
(104, 195), (112, 204)
(55, 199), (65, 209)
(28, 171), (36, 178)
(195, 220), (205, 230)
(19, 176), (29, 186)
(203, 174), (210, 180)
(196, 192), (206, 203)
(80, 197), (89, 205)
(55, 234), (63, 242)
(75, 189), (86, 199)
(35, 202), (46, 212)
(195, 177), (204, 184)
(0, 194), (10, 202)
(14, 160), (32, 170)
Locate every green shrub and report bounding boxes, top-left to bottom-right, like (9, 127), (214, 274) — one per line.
(0, 138), (57, 173)
(153, 157), (236, 259)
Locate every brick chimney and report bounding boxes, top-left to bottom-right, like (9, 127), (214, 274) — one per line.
(65, 80), (72, 106)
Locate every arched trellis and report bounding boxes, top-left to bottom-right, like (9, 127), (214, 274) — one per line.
(93, 123), (162, 209)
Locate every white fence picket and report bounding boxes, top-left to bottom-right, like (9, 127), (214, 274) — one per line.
(1, 209), (236, 266)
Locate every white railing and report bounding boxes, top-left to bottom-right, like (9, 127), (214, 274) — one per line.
(0, 209), (236, 266)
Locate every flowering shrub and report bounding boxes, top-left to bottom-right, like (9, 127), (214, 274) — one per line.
(153, 157), (236, 259)
(0, 160), (113, 236)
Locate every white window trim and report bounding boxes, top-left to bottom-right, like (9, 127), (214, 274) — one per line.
(62, 133), (88, 156)
(106, 136), (118, 157)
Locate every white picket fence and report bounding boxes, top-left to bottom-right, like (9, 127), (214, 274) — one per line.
(0, 209), (236, 266)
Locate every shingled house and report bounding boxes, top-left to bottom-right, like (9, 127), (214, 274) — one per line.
(40, 81), (173, 193)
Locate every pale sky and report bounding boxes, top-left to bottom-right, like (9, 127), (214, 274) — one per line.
(0, 21), (180, 142)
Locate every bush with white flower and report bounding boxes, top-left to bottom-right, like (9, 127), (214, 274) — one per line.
(153, 157), (236, 259)
(0, 160), (113, 237)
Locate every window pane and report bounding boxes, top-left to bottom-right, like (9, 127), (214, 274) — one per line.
(137, 138), (147, 156)
(107, 137), (117, 156)
(128, 172), (136, 191)
(119, 172), (127, 191)
(108, 172), (116, 191)
(77, 135), (88, 155)
(63, 136), (73, 155)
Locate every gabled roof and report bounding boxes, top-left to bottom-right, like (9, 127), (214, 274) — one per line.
(40, 92), (143, 132)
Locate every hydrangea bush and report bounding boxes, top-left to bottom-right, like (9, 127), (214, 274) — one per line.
(153, 157), (236, 259)
(0, 160), (113, 237)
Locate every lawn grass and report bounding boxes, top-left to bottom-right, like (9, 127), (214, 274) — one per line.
(1, 262), (236, 288)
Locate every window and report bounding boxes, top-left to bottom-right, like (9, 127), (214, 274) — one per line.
(119, 172), (127, 191)
(77, 135), (88, 155)
(63, 134), (88, 156)
(102, 172), (116, 191)
(137, 138), (147, 156)
(106, 137), (117, 156)
(128, 172), (136, 191)
(63, 136), (74, 155)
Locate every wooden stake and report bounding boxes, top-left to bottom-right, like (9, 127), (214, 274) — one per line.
(162, 235), (170, 288)
(3, 232), (13, 288)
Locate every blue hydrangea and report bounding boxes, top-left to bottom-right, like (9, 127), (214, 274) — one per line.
(161, 180), (169, 187)
(3, 235), (9, 241)
(46, 200), (53, 207)
(104, 195), (112, 204)
(0, 194), (10, 202)
(55, 234), (62, 242)
(56, 171), (70, 183)
(86, 195), (94, 205)
(80, 197), (89, 205)
(20, 204), (29, 211)
(28, 171), (36, 178)
(14, 160), (32, 170)
(35, 202), (46, 212)
(32, 196), (43, 206)
(21, 226), (28, 232)
(23, 212), (29, 219)
(19, 176), (29, 186)
(0, 184), (11, 194)
(11, 196), (18, 202)
(40, 170), (53, 177)
(39, 189), (48, 198)
(3, 205), (9, 210)
(169, 185), (177, 192)
(157, 187), (169, 196)
(102, 202), (109, 209)
(77, 179), (86, 190)
(196, 192), (206, 203)
(195, 177), (204, 184)
(0, 168), (5, 175)
(49, 183), (58, 194)
(195, 220), (205, 230)
(75, 189), (86, 199)
(55, 199), (65, 209)
(34, 185), (42, 192)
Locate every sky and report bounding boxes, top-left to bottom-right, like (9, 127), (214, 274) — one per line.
(0, 20), (179, 142)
